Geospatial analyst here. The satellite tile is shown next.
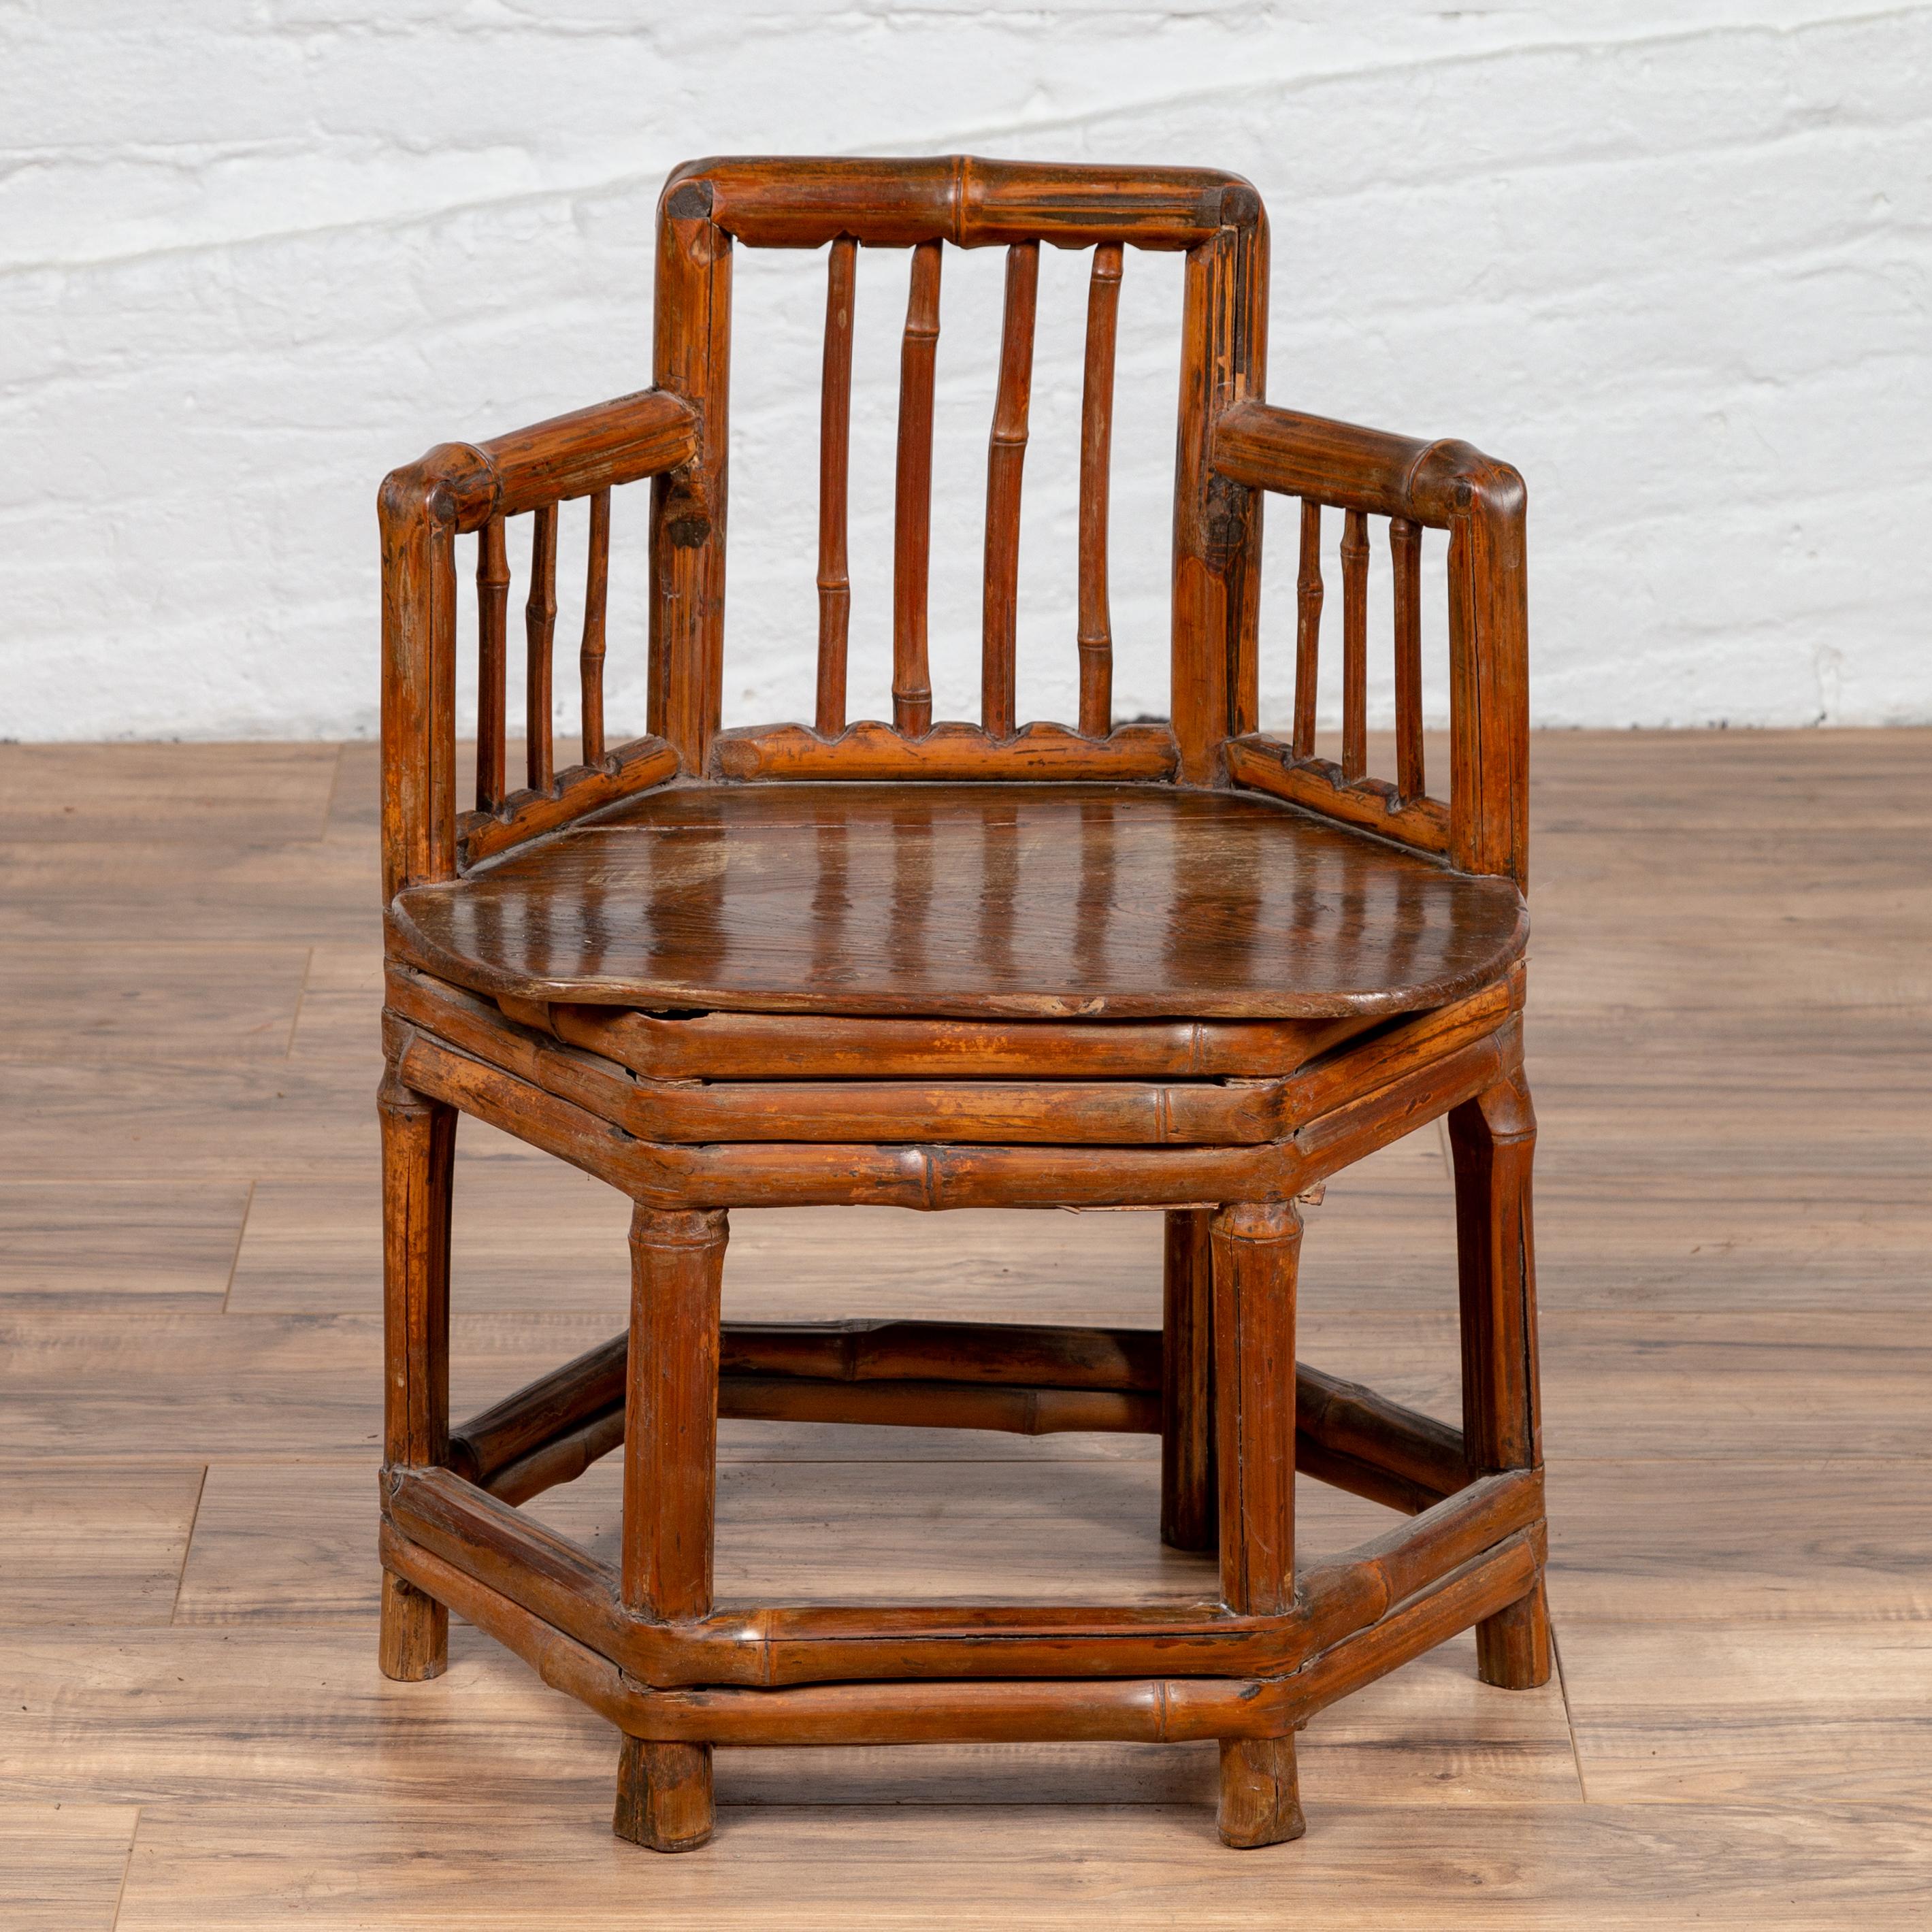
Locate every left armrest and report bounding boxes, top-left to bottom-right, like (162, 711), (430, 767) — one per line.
(380, 387), (700, 536)
(377, 388), (700, 899)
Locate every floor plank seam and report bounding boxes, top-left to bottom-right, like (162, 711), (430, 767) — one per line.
(321, 741), (348, 838)
(282, 949), (316, 1061)
(108, 1802), (140, 1932)
(1550, 1622), (1589, 1804)
(218, 1179), (254, 1316)
(167, 1467), (209, 1626)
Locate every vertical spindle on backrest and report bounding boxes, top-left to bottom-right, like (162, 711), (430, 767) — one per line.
(1390, 517), (1424, 802)
(816, 237), (857, 736)
(1293, 503), (1322, 759)
(526, 504), (558, 790)
(891, 240), (943, 736)
(982, 241), (1039, 740)
(1340, 509), (1369, 782)
(476, 514), (510, 809)
(580, 489), (610, 766)
(1077, 243), (1122, 738)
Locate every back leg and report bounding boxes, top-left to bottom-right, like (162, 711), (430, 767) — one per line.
(1162, 1207), (1215, 1552)
(1450, 1073), (1552, 1689)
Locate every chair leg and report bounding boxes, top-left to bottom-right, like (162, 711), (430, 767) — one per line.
(377, 1069), (455, 1682)
(1162, 1207), (1215, 1552)
(1210, 1200), (1307, 1848)
(1450, 1073), (1552, 1690)
(615, 1203), (728, 1852)
(1218, 1736), (1306, 1849)
(615, 1737), (715, 1853)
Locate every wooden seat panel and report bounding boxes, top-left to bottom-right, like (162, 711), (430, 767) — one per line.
(390, 783), (1526, 1020)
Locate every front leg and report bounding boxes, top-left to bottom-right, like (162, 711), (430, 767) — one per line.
(378, 1068), (457, 1681)
(1211, 1200), (1307, 1848)
(614, 1204), (728, 1851)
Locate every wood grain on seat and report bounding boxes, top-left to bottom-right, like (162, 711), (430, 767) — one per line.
(389, 784), (1526, 1020)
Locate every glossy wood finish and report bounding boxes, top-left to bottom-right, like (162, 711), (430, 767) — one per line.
(370, 155), (1548, 1858)
(392, 785), (1527, 1021)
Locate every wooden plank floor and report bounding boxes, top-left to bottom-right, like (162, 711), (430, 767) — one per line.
(1, 732), (1928, 1926)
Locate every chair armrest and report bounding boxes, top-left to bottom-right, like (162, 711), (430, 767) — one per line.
(377, 389), (700, 899)
(1211, 397), (1523, 528)
(380, 387), (700, 534)
(1210, 399), (1529, 886)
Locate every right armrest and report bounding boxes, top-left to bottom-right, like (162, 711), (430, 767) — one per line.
(1209, 399), (1529, 887)
(1210, 397), (1513, 528)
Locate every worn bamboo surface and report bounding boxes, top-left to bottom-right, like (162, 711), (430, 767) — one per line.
(1, 732), (1929, 1921)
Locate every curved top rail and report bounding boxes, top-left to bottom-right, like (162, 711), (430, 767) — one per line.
(662, 154), (1262, 251)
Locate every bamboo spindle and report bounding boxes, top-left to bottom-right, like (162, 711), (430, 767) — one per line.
(1390, 515), (1423, 802)
(1340, 508), (1369, 783)
(891, 240), (943, 736)
(476, 513), (510, 810)
(816, 237), (857, 737)
(525, 503), (558, 790)
(1077, 243), (1122, 738)
(981, 241), (1040, 740)
(580, 488), (610, 766)
(1293, 501), (1322, 759)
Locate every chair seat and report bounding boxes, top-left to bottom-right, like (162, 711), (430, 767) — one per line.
(390, 783), (1527, 1021)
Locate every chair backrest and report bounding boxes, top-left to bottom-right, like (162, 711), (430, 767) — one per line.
(647, 156), (1268, 789)
(381, 155), (1526, 904)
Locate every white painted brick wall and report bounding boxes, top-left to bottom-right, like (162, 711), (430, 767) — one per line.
(3, 1), (1927, 738)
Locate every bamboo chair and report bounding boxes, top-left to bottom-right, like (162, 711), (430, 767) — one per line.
(376, 156), (1547, 1853)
